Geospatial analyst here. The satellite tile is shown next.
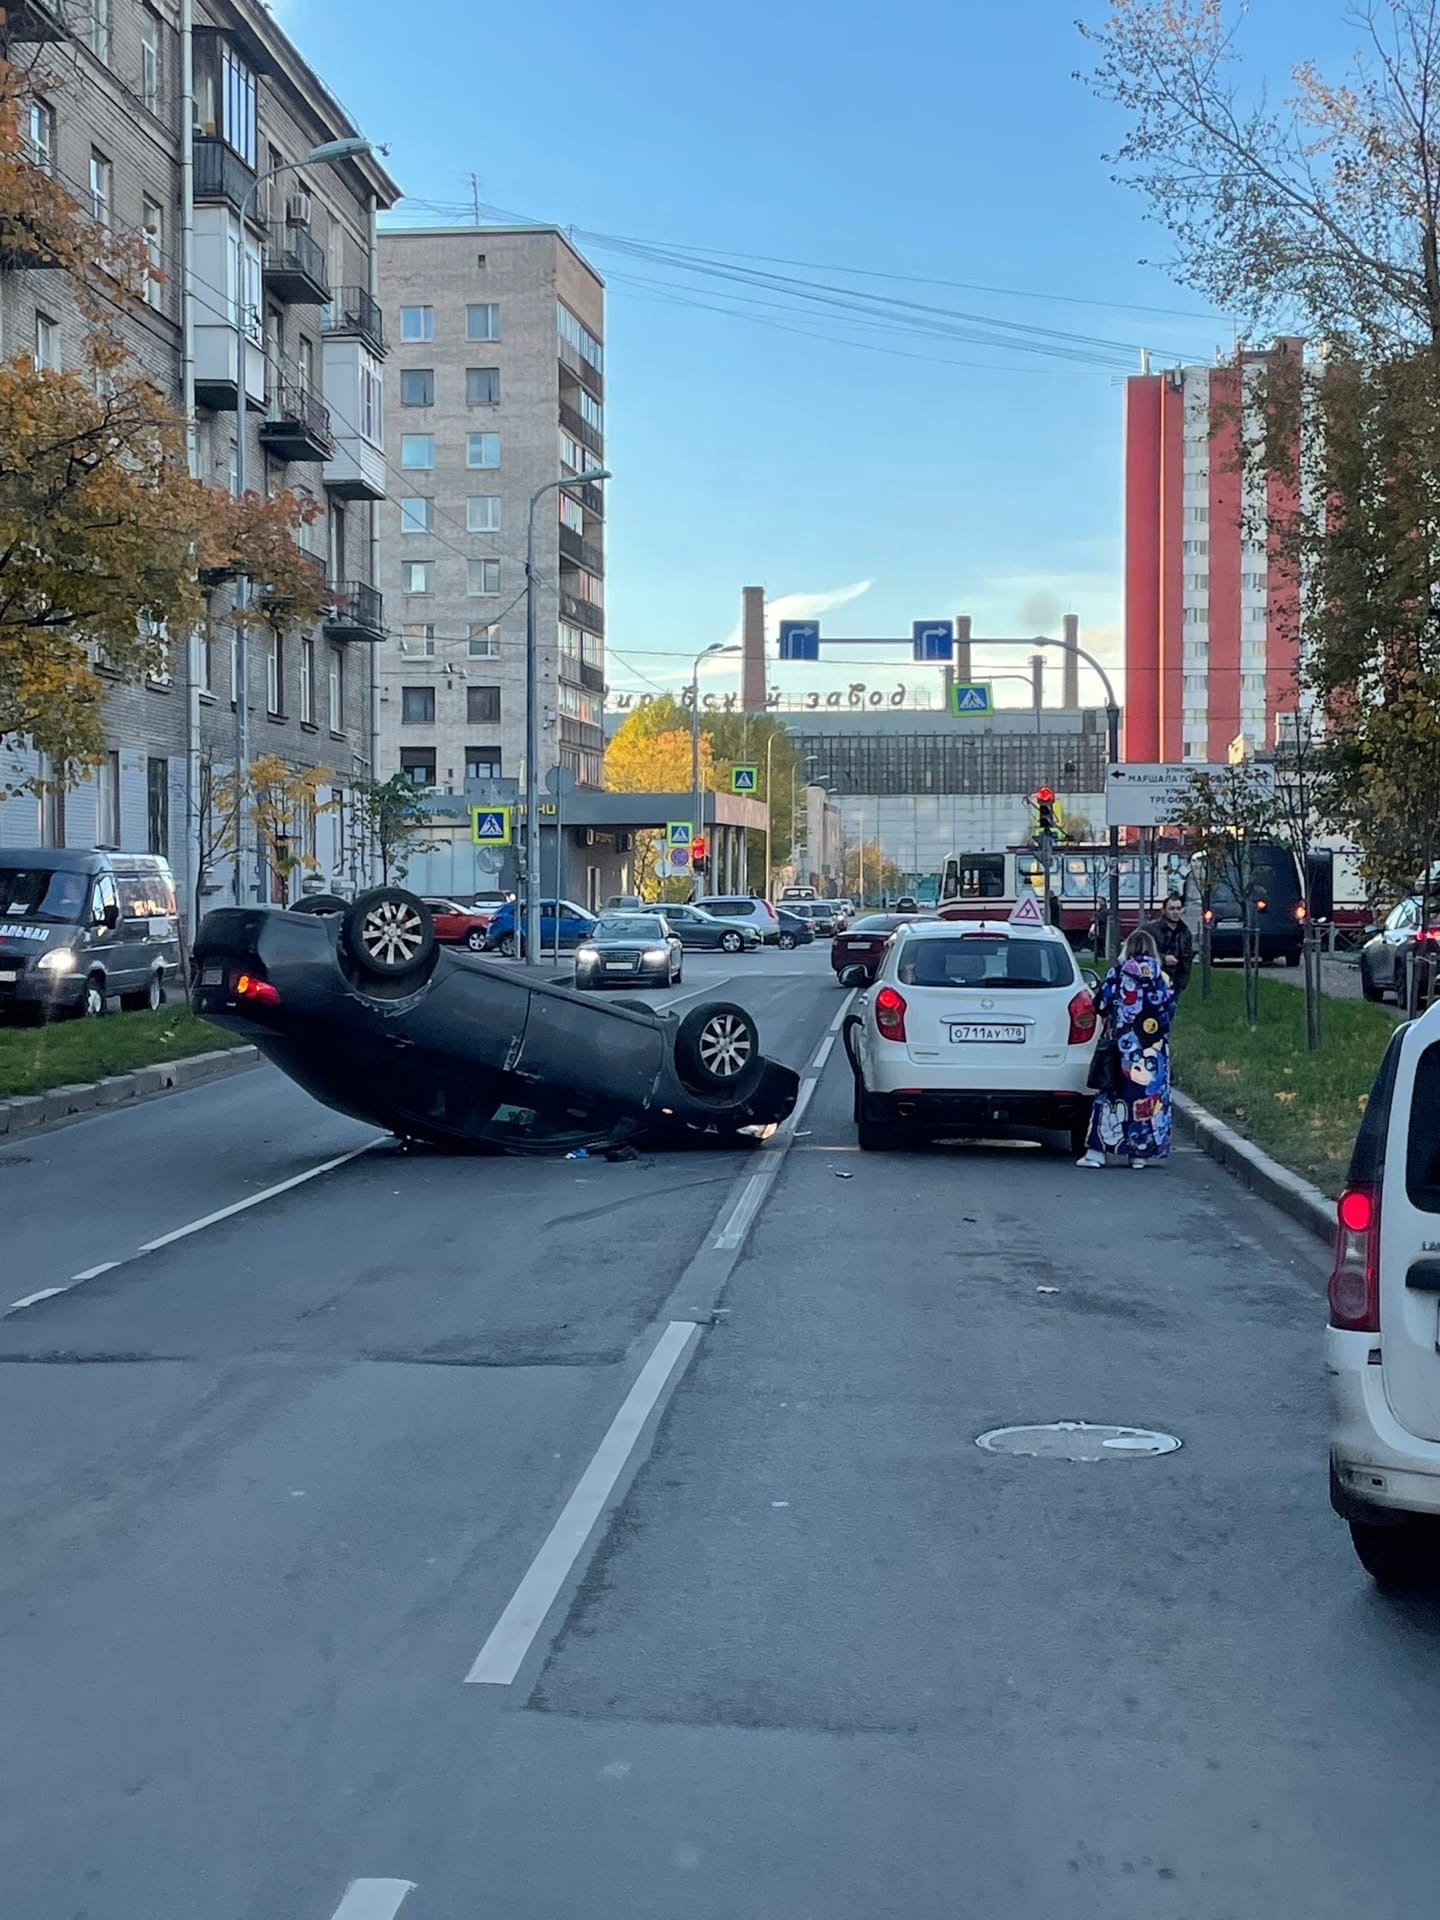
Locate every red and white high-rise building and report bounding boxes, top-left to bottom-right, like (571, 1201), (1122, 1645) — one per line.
(1122, 338), (1305, 763)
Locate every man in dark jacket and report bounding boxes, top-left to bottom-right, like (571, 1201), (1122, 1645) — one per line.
(1144, 893), (1194, 993)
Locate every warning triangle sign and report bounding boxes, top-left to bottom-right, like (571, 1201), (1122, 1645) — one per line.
(956, 687), (987, 710)
(477, 812), (504, 837)
(1009, 887), (1045, 927)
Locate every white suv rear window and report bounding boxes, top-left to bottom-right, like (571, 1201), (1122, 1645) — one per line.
(896, 935), (1073, 989)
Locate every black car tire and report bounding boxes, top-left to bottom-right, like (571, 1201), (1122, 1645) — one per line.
(1068, 1115), (1092, 1157)
(1284, 950), (1301, 968)
(720, 930), (743, 954)
(121, 971), (165, 1014)
(466, 928), (486, 951)
(858, 1113), (899, 1151)
(777, 931), (797, 951)
(675, 1002), (761, 1095)
(674, 960), (683, 985)
(1360, 957), (1385, 1002)
(289, 894), (348, 916)
(343, 888), (436, 981)
(1348, 1517), (1440, 1588)
(496, 932), (517, 957)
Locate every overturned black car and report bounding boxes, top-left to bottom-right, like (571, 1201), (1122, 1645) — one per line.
(190, 888), (799, 1153)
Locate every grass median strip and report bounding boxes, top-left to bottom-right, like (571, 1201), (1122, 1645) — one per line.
(1169, 970), (1395, 1198)
(0, 1008), (248, 1100)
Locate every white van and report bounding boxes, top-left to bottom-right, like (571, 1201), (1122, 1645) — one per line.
(1327, 999), (1440, 1584)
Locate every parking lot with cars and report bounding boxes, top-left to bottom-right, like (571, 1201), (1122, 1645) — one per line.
(6, 916), (1440, 1919)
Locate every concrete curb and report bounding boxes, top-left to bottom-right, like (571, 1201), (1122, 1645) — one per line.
(0, 1044), (258, 1142)
(1172, 1088), (1335, 1245)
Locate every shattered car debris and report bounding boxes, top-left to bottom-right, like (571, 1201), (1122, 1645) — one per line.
(190, 888), (799, 1153)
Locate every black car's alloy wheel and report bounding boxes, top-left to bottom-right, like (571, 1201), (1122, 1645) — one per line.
(777, 932), (796, 951)
(344, 888), (437, 981)
(675, 1002), (760, 1095)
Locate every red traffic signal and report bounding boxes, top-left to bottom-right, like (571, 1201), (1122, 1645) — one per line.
(691, 836), (707, 862)
(1033, 786), (1056, 805)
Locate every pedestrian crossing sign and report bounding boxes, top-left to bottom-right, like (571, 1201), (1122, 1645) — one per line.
(1009, 887), (1045, 927)
(950, 681), (993, 717)
(470, 806), (513, 846)
(731, 765), (758, 793)
(667, 820), (693, 848)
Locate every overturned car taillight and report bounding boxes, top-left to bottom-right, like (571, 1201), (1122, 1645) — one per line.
(231, 970), (282, 1006)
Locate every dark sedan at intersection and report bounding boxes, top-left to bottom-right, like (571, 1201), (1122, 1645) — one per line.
(574, 915), (683, 990)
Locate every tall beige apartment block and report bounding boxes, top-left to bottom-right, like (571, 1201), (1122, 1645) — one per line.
(376, 227), (606, 801)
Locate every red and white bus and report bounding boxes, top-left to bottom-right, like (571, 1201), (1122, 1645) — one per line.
(935, 846), (1190, 946)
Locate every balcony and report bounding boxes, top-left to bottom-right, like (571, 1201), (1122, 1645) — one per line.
(561, 591), (604, 635)
(558, 337), (603, 400)
(578, 661), (605, 695)
(256, 546), (326, 618)
(324, 579), (386, 642)
(559, 399), (603, 456)
(322, 285), (385, 357)
(2, 0), (69, 39)
(194, 135), (259, 218)
(259, 373), (334, 464)
(263, 220), (330, 305)
(0, 209), (64, 270)
(558, 525), (604, 576)
(562, 478), (605, 519)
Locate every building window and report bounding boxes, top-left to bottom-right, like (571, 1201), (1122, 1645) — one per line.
(465, 366), (499, 405)
(466, 685), (501, 725)
(557, 301), (603, 370)
(570, 568), (603, 607)
(403, 560), (432, 594)
(400, 367), (434, 407)
(360, 360), (383, 444)
(561, 431), (601, 475)
(96, 749), (121, 846)
(578, 390), (603, 435)
(466, 303), (500, 341)
(466, 495), (500, 532)
(1185, 505), (1209, 523)
(467, 558), (499, 596)
(89, 149), (113, 231)
(143, 199), (164, 308)
(1185, 574), (1207, 591)
(328, 647), (343, 732)
(26, 98), (55, 172)
(400, 305), (434, 342)
(1241, 572), (1268, 591)
(266, 632), (283, 715)
(146, 755), (168, 854)
(1245, 605), (1268, 622)
(402, 623), (436, 656)
(300, 637), (315, 724)
(465, 747), (502, 780)
(1183, 607), (1207, 625)
(401, 747), (435, 786)
(400, 433), (434, 469)
(1182, 539), (1209, 556)
(466, 432), (500, 469)
(468, 625), (499, 658)
(85, 0), (111, 60)
(139, 8), (161, 110)
(400, 496), (432, 535)
(401, 685), (436, 724)
(35, 313), (60, 372)
(559, 492), (583, 532)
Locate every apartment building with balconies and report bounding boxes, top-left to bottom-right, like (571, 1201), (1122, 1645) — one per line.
(374, 227), (606, 805)
(0, 0), (400, 913)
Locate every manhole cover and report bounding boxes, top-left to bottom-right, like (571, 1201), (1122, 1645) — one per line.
(975, 1421), (1181, 1461)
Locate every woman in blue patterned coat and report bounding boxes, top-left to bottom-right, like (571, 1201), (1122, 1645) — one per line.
(1077, 928), (1176, 1170)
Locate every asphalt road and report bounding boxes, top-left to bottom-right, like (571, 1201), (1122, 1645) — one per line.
(4, 942), (1439, 1920)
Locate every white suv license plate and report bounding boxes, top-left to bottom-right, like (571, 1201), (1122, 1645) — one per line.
(949, 1022), (1025, 1044)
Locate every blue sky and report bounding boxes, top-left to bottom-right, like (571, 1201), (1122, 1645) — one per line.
(279, 0), (1332, 711)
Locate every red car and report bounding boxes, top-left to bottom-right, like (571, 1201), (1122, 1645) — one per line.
(421, 897), (495, 951)
(830, 911), (933, 985)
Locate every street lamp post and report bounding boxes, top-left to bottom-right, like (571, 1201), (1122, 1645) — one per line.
(523, 468), (611, 961)
(690, 642), (738, 897)
(229, 137), (374, 905)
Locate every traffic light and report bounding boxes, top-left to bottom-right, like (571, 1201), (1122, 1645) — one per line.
(1033, 787), (1057, 836)
(691, 837), (707, 876)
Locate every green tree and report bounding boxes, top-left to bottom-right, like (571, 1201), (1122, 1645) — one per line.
(350, 774), (441, 883)
(1180, 763), (1282, 1020)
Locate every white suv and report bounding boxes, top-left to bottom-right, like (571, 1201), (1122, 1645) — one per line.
(693, 896), (784, 945)
(1327, 998), (1440, 1585)
(843, 919), (1098, 1152)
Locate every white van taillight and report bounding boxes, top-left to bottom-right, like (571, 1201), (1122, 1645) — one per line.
(874, 985), (907, 1041)
(1328, 1186), (1380, 1331)
(1067, 988), (1097, 1044)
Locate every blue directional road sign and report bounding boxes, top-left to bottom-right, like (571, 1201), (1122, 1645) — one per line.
(778, 619), (821, 660)
(913, 619), (954, 662)
(949, 682), (994, 717)
(470, 805), (513, 845)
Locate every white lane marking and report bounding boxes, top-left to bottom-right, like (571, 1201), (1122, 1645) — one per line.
(329, 1881), (416, 1920)
(465, 1319), (697, 1685)
(72, 1261), (119, 1282)
(136, 1142), (380, 1253)
(715, 1169), (768, 1251)
(4, 1286), (71, 1316)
